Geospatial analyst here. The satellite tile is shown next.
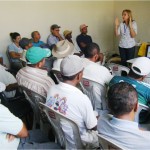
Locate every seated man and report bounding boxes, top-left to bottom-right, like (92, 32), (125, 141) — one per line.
(46, 55), (98, 148)
(19, 38), (33, 63)
(0, 64), (17, 98)
(76, 24), (92, 53)
(98, 82), (150, 149)
(16, 47), (55, 98)
(31, 31), (46, 47)
(0, 82), (59, 149)
(109, 57), (150, 107)
(47, 24), (64, 50)
(82, 43), (113, 114)
(63, 30), (82, 54)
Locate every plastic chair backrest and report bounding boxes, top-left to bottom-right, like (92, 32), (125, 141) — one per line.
(97, 134), (124, 150)
(80, 78), (107, 115)
(51, 69), (63, 83)
(106, 63), (130, 76)
(20, 86), (46, 129)
(134, 103), (150, 122)
(39, 102), (84, 149)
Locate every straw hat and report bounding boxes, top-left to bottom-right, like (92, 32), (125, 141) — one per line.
(52, 40), (74, 58)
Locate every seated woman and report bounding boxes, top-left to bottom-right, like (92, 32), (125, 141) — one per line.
(7, 32), (23, 72)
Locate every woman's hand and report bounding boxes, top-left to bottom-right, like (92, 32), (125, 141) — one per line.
(115, 17), (120, 27)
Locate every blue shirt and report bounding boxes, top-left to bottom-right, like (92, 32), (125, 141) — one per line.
(98, 114), (150, 149)
(47, 34), (59, 47)
(76, 34), (92, 52)
(8, 43), (23, 62)
(32, 41), (44, 47)
(109, 76), (150, 106)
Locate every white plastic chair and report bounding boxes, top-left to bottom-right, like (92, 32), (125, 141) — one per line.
(105, 63), (130, 76)
(97, 134), (125, 150)
(51, 69), (63, 83)
(134, 103), (150, 123)
(39, 102), (85, 149)
(80, 78), (108, 115)
(20, 86), (46, 129)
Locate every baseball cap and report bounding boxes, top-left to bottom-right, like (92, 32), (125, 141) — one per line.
(63, 30), (72, 37)
(26, 47), (51, 64)
(51, 24), (61, 30)
(60, 55), (84, 76)
(80, 24), (88, 30)
(0, 82), (6, 92)
(127, 57), (150, 76)
(19, 38), (32, 49)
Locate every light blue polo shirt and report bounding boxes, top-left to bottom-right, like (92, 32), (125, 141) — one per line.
(8, 43), (23, 62)
(109, 76), (150, 107)
(98, 114), (150, 149)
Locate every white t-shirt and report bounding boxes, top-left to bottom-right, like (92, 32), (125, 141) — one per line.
(83, 59), (113, 86)
(0, 65), (17, 98)
(0, 104), (23, 149)
(118, 21), (137, 48)
(46, 82), (97, 146)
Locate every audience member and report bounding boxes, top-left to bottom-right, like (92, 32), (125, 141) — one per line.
(31, 31), (45, 47)
(82, 43), (112, 114)
(16, 47), (55, 98)
(98, 82), (150, 149)
(83, 43), (113, 86)
(47, 24), (64, 49)
(46, 55), (98, 148)
(0, 64), (17, 98)
(0, 81), (60, 149)
(63, 30), (81, 53)
(109, 57), (150, 108)
(8, 32), (23, 71)
(76, 24), (92, 53)
(19, 38), (33, 62)
(52, 40), (74, 71)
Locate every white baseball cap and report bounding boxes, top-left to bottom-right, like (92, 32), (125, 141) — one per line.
(127, 57), (150, 76)
(60, 55), (84, 76)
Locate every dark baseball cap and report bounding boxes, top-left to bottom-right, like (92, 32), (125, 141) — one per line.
(51, 24), (61, 30)
(19, 38), (32, 49)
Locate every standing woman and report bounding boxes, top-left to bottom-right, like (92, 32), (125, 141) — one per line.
(8, 32), (23, 72)
(115, 9), (137, 66)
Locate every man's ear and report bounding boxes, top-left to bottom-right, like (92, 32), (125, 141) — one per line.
(134, 101), (138, 112)
(77, 71), (83, 81)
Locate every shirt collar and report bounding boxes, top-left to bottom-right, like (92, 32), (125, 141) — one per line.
(25, 66), (48, 75)
(110, 116), (138, 129)
(59, 82), (82, 93)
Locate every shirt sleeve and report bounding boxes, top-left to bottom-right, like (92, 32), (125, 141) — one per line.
(102, 67), (113, 85)
(47, 36), (56, 46)
(132, 21), (137, 34)
(0, 104), (23, 135)
(8, 44), (15, 52)
(82, 96), (97, 129)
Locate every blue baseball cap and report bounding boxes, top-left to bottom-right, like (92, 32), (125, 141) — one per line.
(26, 47), (51, 64)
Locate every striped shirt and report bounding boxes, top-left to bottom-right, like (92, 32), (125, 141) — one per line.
(16, 66), (55, 98)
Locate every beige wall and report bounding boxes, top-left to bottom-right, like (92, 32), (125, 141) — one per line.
(114, 1), (150, 51)
(1, 1), (150, 66)
(0, 1), (114, 66)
